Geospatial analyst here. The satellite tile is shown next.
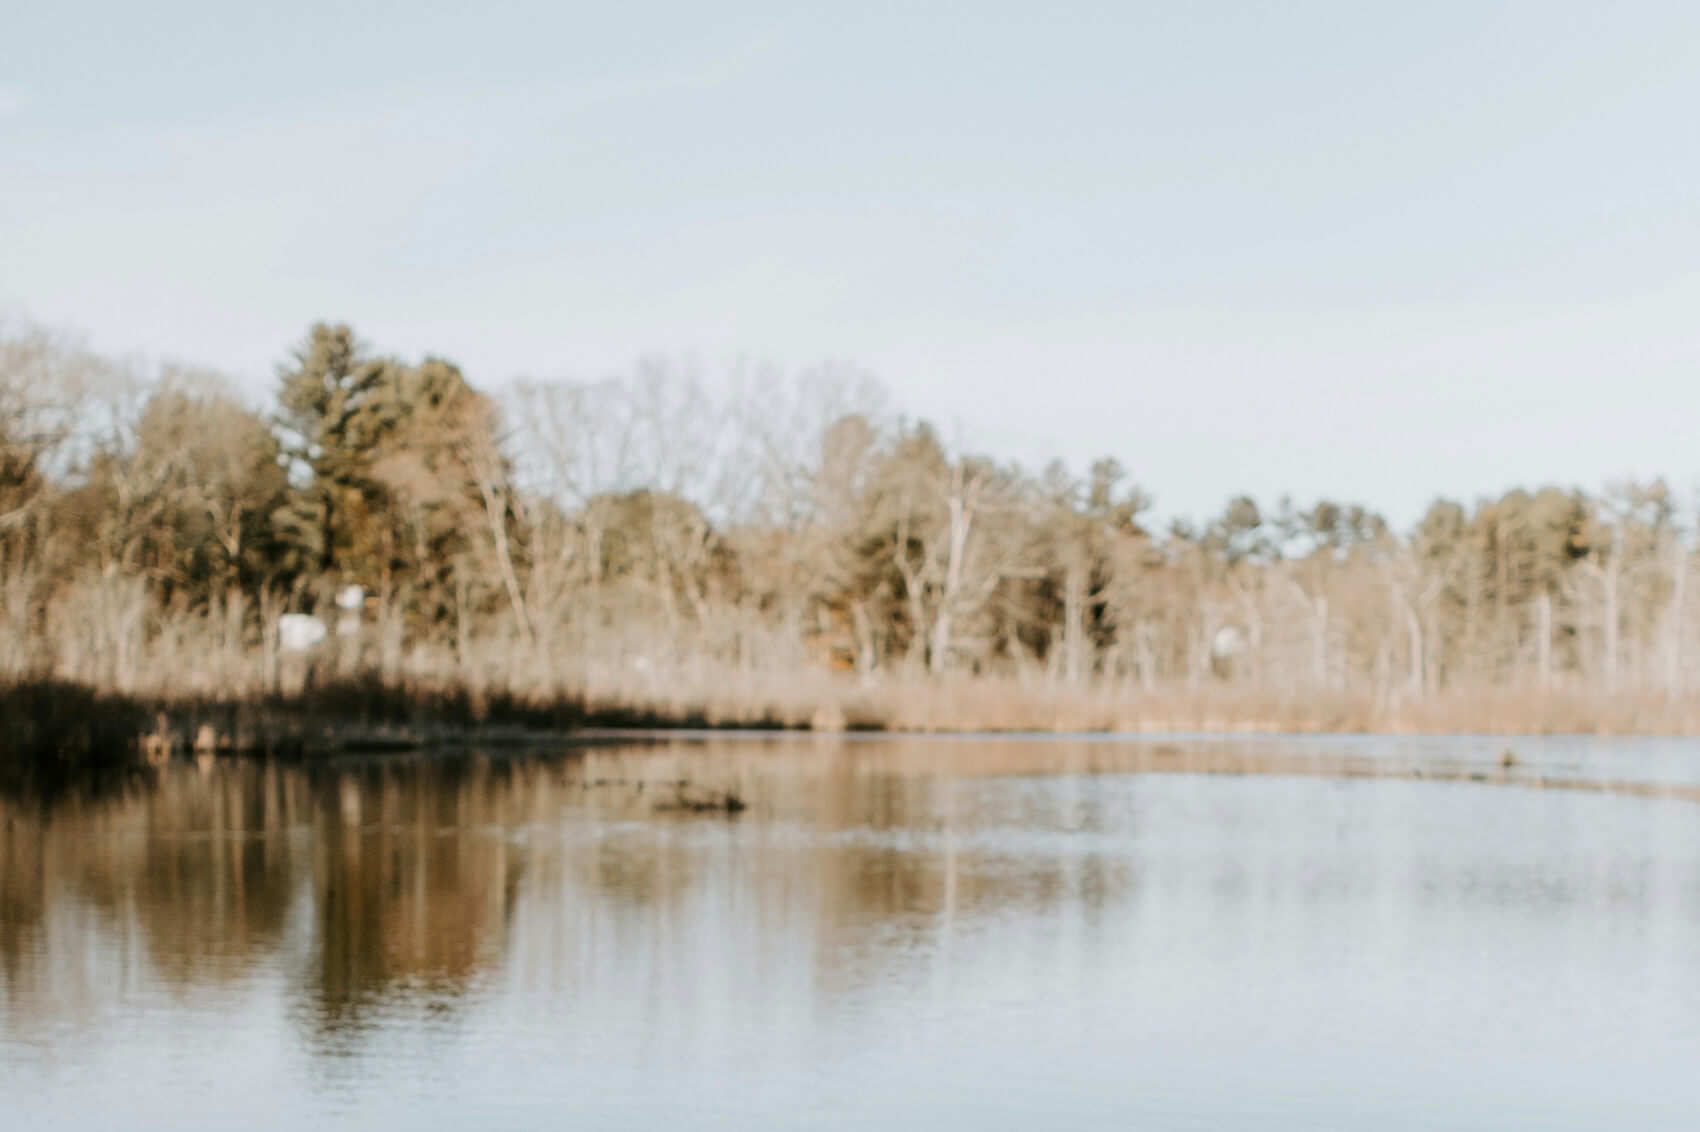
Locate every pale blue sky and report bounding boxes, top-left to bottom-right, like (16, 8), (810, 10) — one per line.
(4, 2), (1699, 523)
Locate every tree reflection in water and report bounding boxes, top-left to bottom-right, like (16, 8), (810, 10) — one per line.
(5, 732), (1700, 1115)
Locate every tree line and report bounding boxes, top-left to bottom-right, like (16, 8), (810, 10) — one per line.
(0, 319), (1693, 721)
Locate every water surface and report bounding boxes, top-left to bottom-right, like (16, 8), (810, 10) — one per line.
(5, 734), (1700, 1129)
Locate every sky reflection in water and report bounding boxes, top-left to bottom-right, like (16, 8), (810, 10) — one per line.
(4, 735), (1700, 1130)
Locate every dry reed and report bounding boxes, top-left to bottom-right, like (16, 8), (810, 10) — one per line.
(9, 661), (1700, 794)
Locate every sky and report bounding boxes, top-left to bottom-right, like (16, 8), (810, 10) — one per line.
(3, 1), (1699, 526)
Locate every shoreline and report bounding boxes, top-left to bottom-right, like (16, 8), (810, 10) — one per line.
(9, 672), (1700, 789)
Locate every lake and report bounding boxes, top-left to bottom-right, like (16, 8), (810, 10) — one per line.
(5, 733), (1700, 1129)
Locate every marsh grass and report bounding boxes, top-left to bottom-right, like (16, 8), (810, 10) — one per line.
(9, 599), (1700, 787)
(0, 679), (153, 795)
(9, 659), (1700, 791)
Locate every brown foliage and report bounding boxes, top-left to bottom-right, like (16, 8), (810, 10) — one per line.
(4, 318), (1700, 761)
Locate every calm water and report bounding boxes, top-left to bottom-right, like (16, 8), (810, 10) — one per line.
(6, 734), (1700, 1129)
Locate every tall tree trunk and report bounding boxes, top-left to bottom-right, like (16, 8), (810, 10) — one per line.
(259, 584), (280, 692)
(477, 477), (536, 652)
(929, 607), (954, 676)
(1135, 620), (1157, 693)
(454, 569), (471, 670)
(1310, 595), (1329, 689)
(1603, 560), (1620, 693)
(1667, 539), (1687, 691)
(1407, 608), (1424, 697)
(851, 600), (878, 675)
(928, 476), (976, 676)
(1062, 552), (1088, 684)
(1537, 588), (1553, 690)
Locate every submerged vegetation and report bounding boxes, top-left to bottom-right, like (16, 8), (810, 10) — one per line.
(2, 316), (1699, 767)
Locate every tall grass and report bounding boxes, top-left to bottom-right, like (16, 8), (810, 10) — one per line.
(573, 669), (1700, 736)
(8, 585), (1700, 786)
(7, 663), (1700, 788)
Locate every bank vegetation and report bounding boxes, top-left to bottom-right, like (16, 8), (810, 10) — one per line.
(3, 318), (1698, 762)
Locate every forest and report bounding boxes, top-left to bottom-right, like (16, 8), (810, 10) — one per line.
(1, 318), (1696, 741)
